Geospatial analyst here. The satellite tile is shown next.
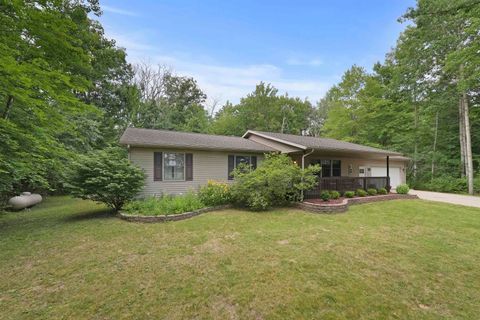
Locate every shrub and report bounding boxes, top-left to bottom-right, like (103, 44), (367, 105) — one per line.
(321, 191), (330, 201)
(230, 154), (320, 210)
(396, 184), (410, 194)
(367, 188), (377, 196)
(356, 189), (367, 197)
(378, 188), (388, 195)
(68, 148), (145, 211)
(198, 180), (231, 206)
(344, 191), (355, 198)
(330, 190), (340, 199)
(418, 176), (464, 193)
(124, 192), (205, 216)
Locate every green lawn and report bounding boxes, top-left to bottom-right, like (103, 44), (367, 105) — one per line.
(1, 197), (480, 319)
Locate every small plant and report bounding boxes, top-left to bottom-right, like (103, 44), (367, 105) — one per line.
(330, 190), (340, 199)
(396, 184), (410, 194)
(378, 188), (388, 195)
(356, 189), (367, 197)
(344, 191), (355, 198)
(320, 191), (331, 201)
(198, 180), (231, 206)
(367, 188), (377, 196)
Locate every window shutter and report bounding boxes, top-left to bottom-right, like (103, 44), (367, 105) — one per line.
(185, 153), (193, 181)
(251, 156), (257, 170)
(154, 152), (162, 181)
(228, 155), (235, 180)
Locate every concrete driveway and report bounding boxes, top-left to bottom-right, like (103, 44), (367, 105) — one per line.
(409, 189), (480, 208)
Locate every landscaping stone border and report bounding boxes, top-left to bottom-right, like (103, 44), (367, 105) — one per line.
(118, 205), (231, 223)
(296, 194), (419, 214)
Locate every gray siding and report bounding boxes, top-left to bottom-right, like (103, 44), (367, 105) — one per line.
(129, 147), (264, 197)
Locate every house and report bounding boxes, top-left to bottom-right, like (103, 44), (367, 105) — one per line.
(120, 128), (409, 198)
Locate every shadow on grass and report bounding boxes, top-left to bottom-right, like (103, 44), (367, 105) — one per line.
(63, 209), (115, 222)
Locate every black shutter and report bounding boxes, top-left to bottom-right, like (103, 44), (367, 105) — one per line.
(185, 153), (193, 181)
(228, 155), (235, 180)
(154, 152), (162, 181)
(251, 156), (257, 170)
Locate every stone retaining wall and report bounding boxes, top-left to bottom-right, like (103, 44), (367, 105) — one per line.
(296, 194), (419, 214)
(118, 205), (231, 223)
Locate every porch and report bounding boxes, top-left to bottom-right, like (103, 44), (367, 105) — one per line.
(304, 176), (390, 199)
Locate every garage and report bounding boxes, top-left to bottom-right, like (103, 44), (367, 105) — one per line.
(370, 167), (402, 188)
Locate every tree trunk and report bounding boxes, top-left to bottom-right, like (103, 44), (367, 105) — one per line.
(431, 110), (439, 181)
(462, 93), (474, 194)
(413, 99), (418, 178)
(2, 95), (14, 120)
(459, 97), (466, 177)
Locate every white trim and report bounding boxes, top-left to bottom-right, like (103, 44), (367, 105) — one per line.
(242, 130), (307, 150)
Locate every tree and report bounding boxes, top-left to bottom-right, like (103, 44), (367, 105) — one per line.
(130, 63), (210, 133)
(320, 66), (368, 142)
(211, 82), (313, 136)
(319, 0), (480, 193)
(0, 1), (142, 205)
(68, 148), (145, 211)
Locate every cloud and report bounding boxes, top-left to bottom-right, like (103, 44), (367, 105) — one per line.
(286, 57), (323, 67)
(149, 55), (330, 104)
(102, 5), (139, 17)
(101, 29), (332, 105)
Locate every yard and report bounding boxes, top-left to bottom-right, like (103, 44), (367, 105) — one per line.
(1, 197), (480, 319)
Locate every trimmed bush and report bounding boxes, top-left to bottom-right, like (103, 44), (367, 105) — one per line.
(344, 191), (355, 198)
(124, 192), (205, 216)
(396, 184), (410, 194)
(198, 180), (231, 206)
(68, 148), (145, 211)
(378, 188), (388, 195)
(330, 190), (340, 200)
(230, 154), (320, 210)
(367, 188), (377, 196)
(356, 189), (367, 197)
(321, 191), (331, 201)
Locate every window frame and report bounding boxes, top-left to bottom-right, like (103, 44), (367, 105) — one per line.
(162, 152), (186, 182)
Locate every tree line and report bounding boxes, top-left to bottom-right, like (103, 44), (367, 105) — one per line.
(1, 0), (479, 205)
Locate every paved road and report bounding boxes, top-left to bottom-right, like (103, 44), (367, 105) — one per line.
(410, 189), (480, 208)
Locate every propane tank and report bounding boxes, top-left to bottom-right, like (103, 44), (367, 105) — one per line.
(8, 193), (43, 210)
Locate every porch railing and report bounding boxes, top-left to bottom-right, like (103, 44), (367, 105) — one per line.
(304, 176), (390, 199)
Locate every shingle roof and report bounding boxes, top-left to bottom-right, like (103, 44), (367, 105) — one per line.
(120, 128), (275, 152)
(243, 130), (402, 156)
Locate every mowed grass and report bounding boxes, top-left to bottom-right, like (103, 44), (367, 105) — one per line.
(1, 197), (480, 319)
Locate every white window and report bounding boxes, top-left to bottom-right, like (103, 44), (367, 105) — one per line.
(163, 153), (185, 181)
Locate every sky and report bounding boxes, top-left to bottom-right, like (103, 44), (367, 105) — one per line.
(98, 0), (416, 106)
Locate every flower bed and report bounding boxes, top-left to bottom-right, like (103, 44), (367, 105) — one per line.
(119, 191), (234, 223)
(119, 205), (231, 223)
(297, 193), (419, 214)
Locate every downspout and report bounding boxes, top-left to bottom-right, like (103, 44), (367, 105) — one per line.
(301, 149), (315, 170)
(301, 149), (315, 200)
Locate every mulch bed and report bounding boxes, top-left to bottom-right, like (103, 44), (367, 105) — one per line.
(305, 198), (346, 204)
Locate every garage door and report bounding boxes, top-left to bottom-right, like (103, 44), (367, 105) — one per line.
(370, 167), (401, 188)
